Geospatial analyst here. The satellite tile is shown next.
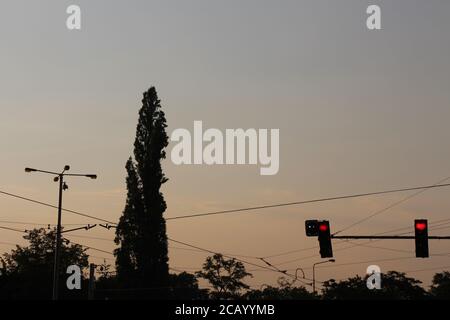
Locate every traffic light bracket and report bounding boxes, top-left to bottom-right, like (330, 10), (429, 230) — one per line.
(305, 219), (450, 259)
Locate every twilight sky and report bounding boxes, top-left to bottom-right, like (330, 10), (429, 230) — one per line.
(1, 0), (450, 289)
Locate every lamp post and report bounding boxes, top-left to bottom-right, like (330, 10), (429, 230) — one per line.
(312, 259), (335, 294)
(25, 165), (97, 300)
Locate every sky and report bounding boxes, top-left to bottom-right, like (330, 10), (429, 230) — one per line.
(1, 0), (450, 290)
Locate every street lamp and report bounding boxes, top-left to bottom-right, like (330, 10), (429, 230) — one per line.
(312, 259), (335, 294)
(25, 165), (97, 300)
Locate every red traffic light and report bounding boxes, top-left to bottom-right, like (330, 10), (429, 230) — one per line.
(414, 219), (429, 258)
(319, 223), (328, 232)
(317, 220), (333, 258)
(415, 221), (427, 231)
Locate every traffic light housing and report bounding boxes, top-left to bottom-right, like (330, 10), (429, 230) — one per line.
(305, 220), (319, 237)
(318, 220), (333, 258)
(415, 219), (429, 258)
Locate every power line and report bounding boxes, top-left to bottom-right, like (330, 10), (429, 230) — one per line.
(338, 240), (413, 254)
(3, 184), (450, 281)
(156, 217), (450, 274)
(261, 255), (420, 272)
(338, 219), (450, 250)
(0, 189), (115, 224)
(168, 245), (265, 260)
(65, 234), (113, 242)
(68, 241), (115, 256)
(63, 239), (293, 286)
(272, 226), (450, 268)
(428, 224), (450, 233)
(263, 217), (450, 266)
(404, 265), (450, 274)
(166, 183), (450, 220)
(0, 220), (86, 227)
(333, 176), (450, 235)
(167, 237), (318, 286)
(313, 256), (424, 270)
(261, 245), (320, 260)
(0, 225), (25, 233)
(0, 225), (115, 257)
(256, 188), (432, 261)
(316, 262), (450, 283)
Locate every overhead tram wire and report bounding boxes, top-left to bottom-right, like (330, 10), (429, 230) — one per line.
(0, 220), (87, 227)
(65, 239), (309, 286)
(9, 224), (447, 283)
(319, 262), (450, 283)
(168, 245), (261, 259)
(167, 237), (320, 286)
(64, 232), (267, 261)
(266, 222), (450, 268)
(342, 241), (413, 254)
(259, 182), (450, 263)
(267, 222), (450, 268)
(0, 225), (26, 233)
(0, 225), (116, 264)
(3, 181), (450, 226)
(0, 189), (115, 224)
(166, 182), (450, 220)
(332, 176), (450, 236)
(102, 197), (450, 265)
(68, 240), (115, 256)
(259, 210), (450, 262)
(253, 254), (448, 273)
(3, 183), (450, 268)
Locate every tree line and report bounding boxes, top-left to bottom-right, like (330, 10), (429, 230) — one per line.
(1, 232), (449, 299)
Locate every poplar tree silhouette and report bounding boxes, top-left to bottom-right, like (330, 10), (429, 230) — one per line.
(114, 87), (169, 293)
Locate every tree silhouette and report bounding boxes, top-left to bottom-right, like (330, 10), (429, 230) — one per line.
(169, 272), (209, 300)
(0, 228), (88, 299)
(381, 271), (427, 299)
(321, 275), (370, 300)
(430, 271), (450, 299)
(196, 254), (252, 299)
(244, 285), (316, 300)
(114, 87), (169, 294)
(322, 271), (427, 300)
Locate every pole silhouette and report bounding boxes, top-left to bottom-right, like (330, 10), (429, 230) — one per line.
(25, 166), (97, 300)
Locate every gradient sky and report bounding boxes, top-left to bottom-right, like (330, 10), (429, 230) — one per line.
(1, 0), (450, 290)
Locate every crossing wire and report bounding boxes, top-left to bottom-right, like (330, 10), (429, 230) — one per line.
(332, 176), (450, 235)
(0, 189), (115, 224)
(167, 237), (319, 286)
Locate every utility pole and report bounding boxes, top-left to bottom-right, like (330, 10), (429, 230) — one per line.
(53, 173), (64, 300)
(88, 263), (96, 300)
(25, 165), (97, 300)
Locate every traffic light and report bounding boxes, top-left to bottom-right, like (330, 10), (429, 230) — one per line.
(305, 220), (319, 237)
(318, 220), (333, 258)
(415, 219), (429, 258)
